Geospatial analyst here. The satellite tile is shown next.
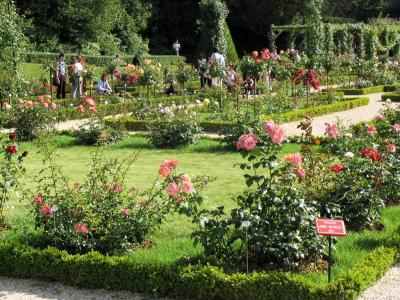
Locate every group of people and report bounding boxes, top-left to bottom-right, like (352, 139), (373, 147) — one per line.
(55, 53), (113, 99)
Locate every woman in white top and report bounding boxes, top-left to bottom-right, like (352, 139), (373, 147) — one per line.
(72, 55), (84, 99)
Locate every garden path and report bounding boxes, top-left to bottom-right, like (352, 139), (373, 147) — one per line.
(56, 92), (399, 137)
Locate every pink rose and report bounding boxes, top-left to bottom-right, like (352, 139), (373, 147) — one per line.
(387, 143), (396, 153)
(285, 153), (302, 166)
(161, 160), (179, 170)
(33, 196), (44, 204)
(41, 101), (49, 108)
(84, 98), (95, 106)
(113, 183), (122, 193)
(51, 102), (57, 110)
(88, 106), (97, 113)
(166, 182), (180, 197)
(375, 114), (385, 121)
(297, 168), (306, 178)
(251, 51), (259, 58)
(262, 121), (285, 144)
(393, 124), (400, 133)
(181, 180), (195, 194)
(38, 95), (45, 101)
(236, 133), (258, 151)
(40, 205), (52, 216)
(366, 124), (377, 136)
(325, 123), (339, 138)
(75, 105), (84, 113)
(121, 208), (129, 217)
(180, 174), (191, 182)
(74, 223), (89, 234)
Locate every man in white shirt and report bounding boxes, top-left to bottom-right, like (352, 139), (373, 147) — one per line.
(172, 40), (181, 56)
(211, 47), (225, 68)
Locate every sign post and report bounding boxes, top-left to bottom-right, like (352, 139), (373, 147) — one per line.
(315, 218), (346, 283)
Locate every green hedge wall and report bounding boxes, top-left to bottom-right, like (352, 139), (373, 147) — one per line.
(0, 242), (396, 299)
(24, 52), (186, 66)
(381, 93), (400, 102)
(336, 85), (385, 95)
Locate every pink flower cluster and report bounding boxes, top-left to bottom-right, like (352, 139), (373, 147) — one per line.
(159, 160), (179, 178)
(236, 133), (258, 151)
(366, 124), (377, 136)
(75, 98), (96, 113)
(393, 124), (400, 133)
(74, 223), (89, 235)
(284, 153), (306, 178)
(18, 95), (57, 110)
(165, 173), (195, 200)
(325, 123), (339, 138)
(104, 183), (123, 193)
(263, 121), (285, 144)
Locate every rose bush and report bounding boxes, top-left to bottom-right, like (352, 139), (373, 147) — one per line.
(30, 140), (208, 254)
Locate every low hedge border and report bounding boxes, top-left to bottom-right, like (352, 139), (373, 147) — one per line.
(336, 84), (400, 95)
(0, 242), (396, 299)
(381, 93), (400, 102)
(106, 97), (369, 132)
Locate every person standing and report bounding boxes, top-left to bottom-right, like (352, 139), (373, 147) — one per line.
(172, 40), (181, 56)
(56, 53), (67, 99)
(211, 47), (225, 68)
(78, 55), (87, 96)
(72, 55), (84, 99)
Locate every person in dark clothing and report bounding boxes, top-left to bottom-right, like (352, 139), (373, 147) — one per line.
(56, 53), (67, 99)
(132, 53), (142, 66)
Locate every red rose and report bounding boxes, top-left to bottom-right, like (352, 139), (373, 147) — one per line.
(331, 164), (344, 174)
(9, 132), (17, 140)
(6, 145), (17, 154)
(361, 148), (380, 162)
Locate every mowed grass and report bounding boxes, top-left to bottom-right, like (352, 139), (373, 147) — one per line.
(21, 63), (105, 80)
(1, 135), (399, 287)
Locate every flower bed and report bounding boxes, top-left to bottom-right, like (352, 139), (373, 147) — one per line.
(106, 97), (369, 132)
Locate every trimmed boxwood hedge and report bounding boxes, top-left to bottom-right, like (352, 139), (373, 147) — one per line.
(381, 93), (400, 102)
(106, 97), (369, 133)
(336, 84), (400, 95)
(0, 242), (396, 299)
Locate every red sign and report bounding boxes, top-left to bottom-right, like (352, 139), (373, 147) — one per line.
(315, 219), (346, 236)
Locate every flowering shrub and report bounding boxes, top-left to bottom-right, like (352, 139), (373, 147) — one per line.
(73, 98), (126, 145)
(30, 141), (207, 253)
(0, 132), (27, 228)
(8, 96), (57, 141)
(190, 121), (323, 270)
(148, 104), (202, 148)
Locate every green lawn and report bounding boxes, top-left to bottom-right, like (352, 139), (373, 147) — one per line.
(1, 135), (399, 288)
(21, 63), (105, 80)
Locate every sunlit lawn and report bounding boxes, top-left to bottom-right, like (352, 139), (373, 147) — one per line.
(1, 135), (399, 287)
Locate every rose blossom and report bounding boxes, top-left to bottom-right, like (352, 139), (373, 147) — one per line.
(262, 121), (285, 144)
(84, 98), (95, 106)
(387, 143), (396, 153)
(166, 182), (180, 197)
(251, 51), (259, 58)
(121, 208), (129, 217)
(74, 223), (89, 234)
(393, 124), (400, 133)
(51, 102), (57, 110)
(9, 132), (17, 140)
(297, 168), (306, 178)
(285, 153), (302, 166)
(75, 105), (84, 112)
(361, 148), (380, 162)
(33, 196), (44, 204)
(38, 95), (45, 101)
(375, 114), (385, 121)
(6, 145), (17, 154)
(41, 101), (49, 108)
(88, 106), (97, 113)
(344, 152), (355, 158)
(331, 164), (344, 174)
(176, 197), (185, 204)
(161, 160), (179, 170)
(159, 167), (169, 178)
(181, 180), (195, 194)
(325, 123), (339, 138)
(104, 183), (112, 190)
(113, 183), (122, 193)
(366, 124), (377, 136)
(236, 133), (258, 151)
(40, 205), (52, 216)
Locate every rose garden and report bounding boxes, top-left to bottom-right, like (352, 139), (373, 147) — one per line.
(0, 1), (400, 299)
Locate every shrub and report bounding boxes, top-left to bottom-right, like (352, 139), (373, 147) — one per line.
(29, 141), (207, 254)
(148, 105), (202, 148)
(191, 122), (323, 270)
(7, 96), (57, 141)
(0, 132), (27, 227)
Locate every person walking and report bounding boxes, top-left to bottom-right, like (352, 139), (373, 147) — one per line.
(56, 53), (67, 99)
(172, 40), (181, 56)
(72, 55), (84, 99)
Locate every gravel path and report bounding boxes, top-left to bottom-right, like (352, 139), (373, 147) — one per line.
(0, 277), (156, 300)
(358, 264), (400, 300)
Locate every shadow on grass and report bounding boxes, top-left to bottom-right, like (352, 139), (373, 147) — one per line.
(353, 236), (385, 251)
